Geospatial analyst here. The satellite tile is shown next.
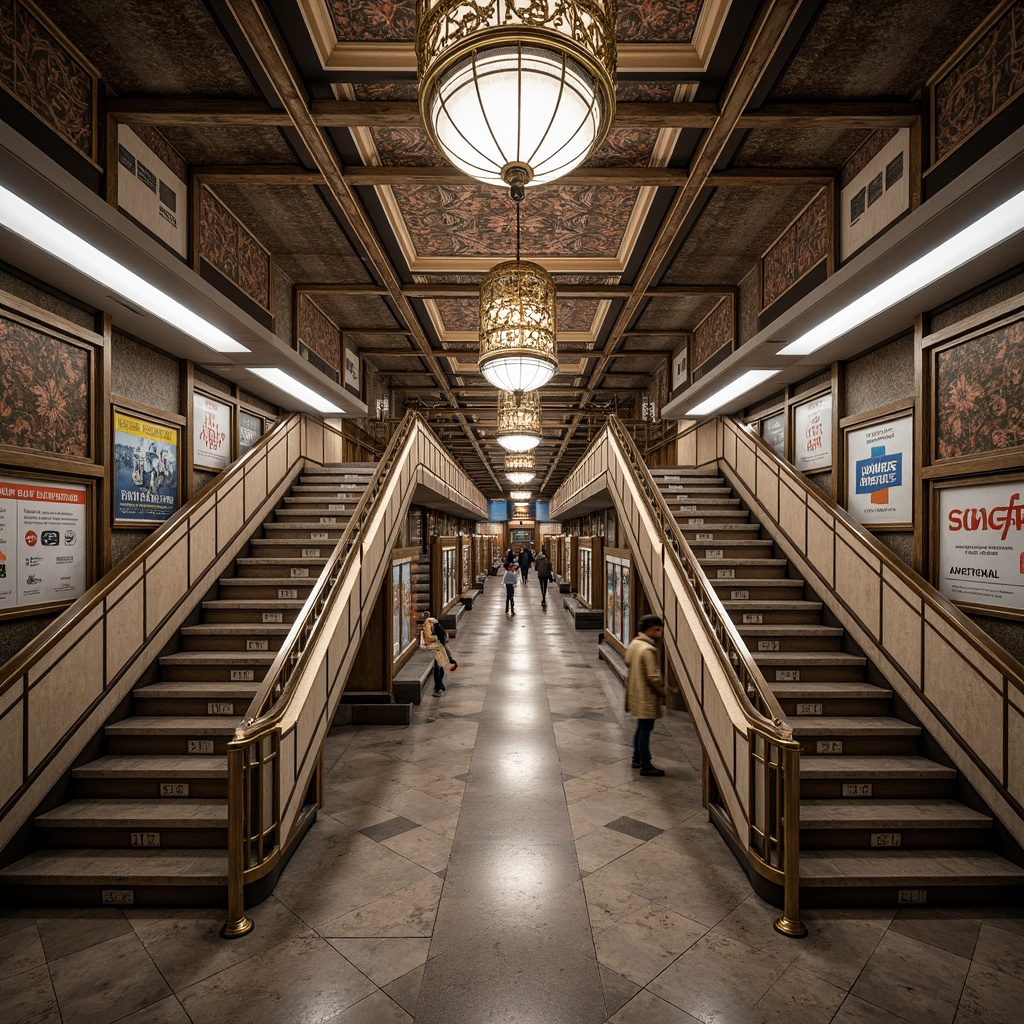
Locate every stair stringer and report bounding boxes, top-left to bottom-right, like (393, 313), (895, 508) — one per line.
(231, 415), (488, 868)
(715, 417), (1024, 850)
(551, 427), (787, 856)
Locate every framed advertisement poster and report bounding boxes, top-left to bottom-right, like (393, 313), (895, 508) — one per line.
(113, 409), (180, 524)
(193, 391), (232, 471)
(760, 413), (785, 458)
(672, 343), (688, 392)
(845, 414), (914, 527)
(0, 476), (89, 613)
(238, 409), (263, 456)
(344, 342), (361, 397)
(793, 393), (833, 472)
(936, 478), (1024, 616)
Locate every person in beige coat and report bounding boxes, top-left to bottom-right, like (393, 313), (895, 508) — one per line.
(422, 615), (448, 695)
(625, 614), (667, 776)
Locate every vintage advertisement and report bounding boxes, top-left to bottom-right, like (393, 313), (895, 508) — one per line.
(793, 393), (833, 472)
(113, 411), (179, 523)
(761, 413), (785, 458)
(846, 415), (913, 526)
(937, 480), (1024, 613)
(672, 343), (688, 392)
(193, 392), (232, 471)
(344, 343), (360, 395)
(0, 477), (88, 611)
(238, 410), (263, 456)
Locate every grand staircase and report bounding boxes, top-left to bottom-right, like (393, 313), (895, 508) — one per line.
(648, 465), (1024, 906)
(0, 463), (374, 907)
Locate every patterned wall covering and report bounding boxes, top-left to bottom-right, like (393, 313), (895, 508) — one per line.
(760, 189), (829, 311)
(0, 314), (90, 457)
(331, 0), (413, 40)
(934, 315), (1024, 460)
(932, 1), (1024, 162)
(130, 124), (187, 181)
(618, 0), (703, 42)
(0, 0), (97, 160)
(397, 183), (638, 260)
(198, 186), (272, 312)
(296, 293), (342, 381)
(692, 296), (733, 369)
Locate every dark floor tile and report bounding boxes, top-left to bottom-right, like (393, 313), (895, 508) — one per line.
(605, 816), (665, 842)
(361, 815), (420, 842)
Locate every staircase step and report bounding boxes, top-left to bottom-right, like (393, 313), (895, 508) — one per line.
(201, 599), (304, 624)
(234, 557), (328, 578)
(799, 755), (956, 779)
(0, 848), (228, 906)
(699, 558), (790, 578)
(261, 524), (346, 540)
(157, 651), (273, 683)
(71, 755), (227, 799)
(738, 624), (844, 651)
(105, 717), (237, 756)
(179, 624), (290, 652)
(134, 680), (260, 714)
(791, 716), (920, 737)
(248, 540), (336, 558)
(216, 578), (316, 600)
(773, 680), (892, 716)
(35, 799), (227, 848)
(799, 755), (958, 800)
(721, 600), (824, 624)
(756, 651), (867, 683)
(801, 799), (991, 830)
(792, 716), (921, 756)
(712, 579), (808, 602)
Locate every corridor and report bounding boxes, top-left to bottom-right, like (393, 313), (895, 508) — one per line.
(2, 578), (1022, 1024)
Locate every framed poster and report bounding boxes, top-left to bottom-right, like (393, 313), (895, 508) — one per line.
(392, 557), (413, 658)
(672, 343), (688, 391)
(936, 478), (1024, 616)
(793, 393), (833, 472)
(193, 391), (232, 471)
(0, 476), (89, 612)
(238, 410), (263, 456)
(760, 413), (785, 458)
(845, 414), (914, 527)
(344, 342), (361, 397)
(113, 409), (180, 524)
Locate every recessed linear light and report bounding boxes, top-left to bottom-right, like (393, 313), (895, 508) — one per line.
(687, 369), (780, 417)
(779, 185), (1024, 357)
(0, 184), (249, 354)
(249, 367), (342, 414)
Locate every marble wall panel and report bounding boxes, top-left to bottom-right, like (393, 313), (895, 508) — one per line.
(806, 505), (834, 587)
(216, 478), (244, 548)
(145, 537), (187, 633)
(881, 572), (923, 685)
(188, 507), (217, 587)
(779, 479), (806, 553)
(835, 535), (881, 635)
(0, 703), (23, 811)
(104, 579), (144, 682)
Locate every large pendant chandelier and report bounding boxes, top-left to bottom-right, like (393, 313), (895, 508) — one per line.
(496, 389), (542, 451)
(505, 450), (536, 485)
(416, 1), (617, 196)
(478, 198), (558, 393)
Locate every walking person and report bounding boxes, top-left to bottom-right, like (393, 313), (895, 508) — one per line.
(502, 562), (518, 616)
(518, 544), (534, 584)
(535, 548), (553, 608)
(422, 614), (449, 695)
(625, 614), (668, 776)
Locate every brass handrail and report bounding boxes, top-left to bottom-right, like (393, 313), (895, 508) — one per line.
(561, 417), (805, 937)
(222, 411), (421, 938)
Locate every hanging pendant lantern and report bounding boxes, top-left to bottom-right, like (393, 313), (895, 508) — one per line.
(505, 450), (536, 485)
(416, 0), (617, 196)
(496, 389), (542, 451)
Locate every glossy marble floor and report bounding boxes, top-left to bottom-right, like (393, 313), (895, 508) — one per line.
(3, 578), (1023, 1023)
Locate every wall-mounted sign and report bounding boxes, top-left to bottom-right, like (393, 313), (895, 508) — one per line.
(846, 415), (913, 526)
(937, 479), (1024, 614)
(793, 393), (832, 472)
(0, 477), (89, 611)
(117, 124), (187, 256)
(344, 343), (360, 396)
(238, 410), (263, 456)
(760, 413), (785, 458)
(672, 343), (688, 391)
(193, 392), (232, 471)
(113, 410), (180, 524)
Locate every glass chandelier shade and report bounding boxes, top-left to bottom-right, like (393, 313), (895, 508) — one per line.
(505, 450), (536, 485)
(416, 1), (617, 193)
(509, 490), (532, 500)
(479, 258), (557, 393)
(496, 389), (542, 451)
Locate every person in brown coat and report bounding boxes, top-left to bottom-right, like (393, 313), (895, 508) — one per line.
(625, 614), (667, 776)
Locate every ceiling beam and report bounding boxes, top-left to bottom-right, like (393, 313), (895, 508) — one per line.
(107, 98), (918, 132)
(195, 165), (325, 185)
(222, 0), (502, 493)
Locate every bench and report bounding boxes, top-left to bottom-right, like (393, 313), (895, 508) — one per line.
(440, 603), (466, 633)
(562, 594), (604, 630)
(597, 641), (626, 686)
(392, 651), (436, 705)
(460, 590), (479, 609)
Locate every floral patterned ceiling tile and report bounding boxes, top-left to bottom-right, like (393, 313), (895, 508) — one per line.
(353, 81), (418, 101)
(393, 182), (638, 260)
(370, 126), (444, 166)
(330, 1), (705, 45)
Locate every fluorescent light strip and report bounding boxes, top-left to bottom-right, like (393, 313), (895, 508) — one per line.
(687, 369), (780, 416)
(0, 184), (249, 354)
(779, 185), (1024, 356)
(249, 367), (343, 414)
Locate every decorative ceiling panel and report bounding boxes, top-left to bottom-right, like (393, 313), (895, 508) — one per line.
(427, 295), (604, 339)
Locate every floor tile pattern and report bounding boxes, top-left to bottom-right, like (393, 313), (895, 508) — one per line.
(2, 579), (1022, 1022)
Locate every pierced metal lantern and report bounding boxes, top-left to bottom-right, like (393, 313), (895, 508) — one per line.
(505, 450), (536, 485)
(496, 389), (542, 451)
(417, 0), (617, 196)
(480, 258), (557, 393)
